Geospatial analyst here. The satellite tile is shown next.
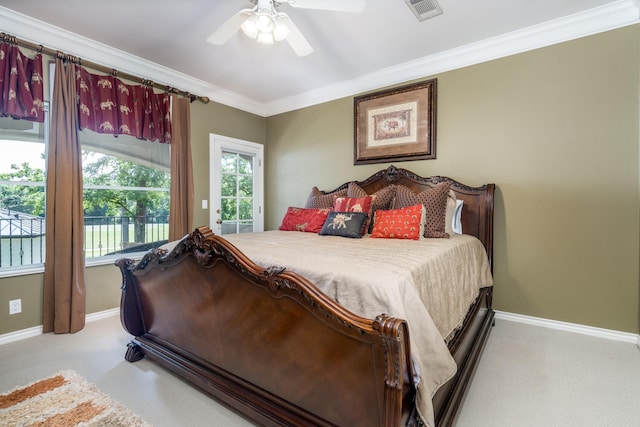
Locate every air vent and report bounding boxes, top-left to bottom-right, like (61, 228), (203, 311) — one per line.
(405, 0), (443, 21)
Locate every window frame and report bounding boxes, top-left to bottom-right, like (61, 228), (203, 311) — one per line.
(0, 104), (49, 277)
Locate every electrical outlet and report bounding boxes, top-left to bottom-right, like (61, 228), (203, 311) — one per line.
(9, 299), (22, 315)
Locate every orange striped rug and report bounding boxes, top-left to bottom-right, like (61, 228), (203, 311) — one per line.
(0, 370), (151, 426)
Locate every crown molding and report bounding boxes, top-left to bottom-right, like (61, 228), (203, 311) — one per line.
(1, 1), (638, 117)
(264, 0), (640, 116)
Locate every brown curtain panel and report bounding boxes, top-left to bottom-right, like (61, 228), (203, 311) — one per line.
(43, 58), (86, 334)
(169, 96), (194, 241)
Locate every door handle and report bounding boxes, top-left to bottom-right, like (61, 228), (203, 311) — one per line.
(216, 219), (223, 225)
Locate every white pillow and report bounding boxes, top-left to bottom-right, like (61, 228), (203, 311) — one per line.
(452, 199), (463, 234)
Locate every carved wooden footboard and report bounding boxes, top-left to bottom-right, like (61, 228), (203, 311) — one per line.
(118, 226), (416, 426)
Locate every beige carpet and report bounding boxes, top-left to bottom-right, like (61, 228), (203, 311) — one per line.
(1, 315), (639, 426)
(0, 369), (151, 427)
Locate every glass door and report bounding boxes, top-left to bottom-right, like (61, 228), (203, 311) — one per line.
(210, 135), (263, 235)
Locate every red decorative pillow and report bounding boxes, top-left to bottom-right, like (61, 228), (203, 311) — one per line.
(370, 204), (425, 240)
(347, 182), (396, 210)
(304, 187), (347, 209)
(347, 182), (396, 233)
(279, 207), (332, 233)
(333, 195), (373, 215)
(393, 182), (451, 238)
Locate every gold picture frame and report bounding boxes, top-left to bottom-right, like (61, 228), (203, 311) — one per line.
(354, 79), (437, 165)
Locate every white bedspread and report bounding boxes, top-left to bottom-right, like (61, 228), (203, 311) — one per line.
(222, 230), (493, 427)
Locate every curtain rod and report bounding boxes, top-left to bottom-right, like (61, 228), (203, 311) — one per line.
(1, 32), (210, 104)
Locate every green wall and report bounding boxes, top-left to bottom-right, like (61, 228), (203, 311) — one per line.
(0, 265), (124, 334)
(266, 25), (640, 334)
(1, 25), (638, 336)
(189, 101), (266, 228)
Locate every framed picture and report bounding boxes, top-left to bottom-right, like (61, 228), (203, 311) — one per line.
(354, 79), (437, 165)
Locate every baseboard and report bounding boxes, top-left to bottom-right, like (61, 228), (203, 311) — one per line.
(0, 307), (119, 346)
(495, 311), (639, 345)
(86, 307), (120, 322)
(0, 325), (43, 346)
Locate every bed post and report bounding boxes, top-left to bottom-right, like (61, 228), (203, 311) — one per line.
(375, 314), (413, 426)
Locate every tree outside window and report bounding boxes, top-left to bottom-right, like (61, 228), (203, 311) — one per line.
(1, 122), (171, 269)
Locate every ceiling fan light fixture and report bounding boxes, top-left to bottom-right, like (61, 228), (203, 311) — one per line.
(273, 15), (290, 41)
(240, 4), (285, 44)
(257, 31), (275, 44)
(209, 0), (365, 56)
(240, 15), (259, 39)
(255, 10), (275, 32)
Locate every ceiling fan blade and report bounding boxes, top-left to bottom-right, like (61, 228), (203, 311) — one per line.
(206, 9), (252, 45)
(281, 15), (313, 56)
(285, 0), (365, 13)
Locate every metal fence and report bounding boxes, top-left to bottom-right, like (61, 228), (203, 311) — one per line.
(0, 215), (169, 268)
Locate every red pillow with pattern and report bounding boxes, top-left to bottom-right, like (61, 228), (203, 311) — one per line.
(347, 182), (395, 212)
(370, 204), (426, 240)
(279, 207), (332, 233)
(333, 195), (373, 216)
(347, 182), (396, 233)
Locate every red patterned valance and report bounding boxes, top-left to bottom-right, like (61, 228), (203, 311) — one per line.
(0, 42), (45, 122)
(76, 67), (171, 143)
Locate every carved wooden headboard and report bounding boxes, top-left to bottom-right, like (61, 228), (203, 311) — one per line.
(326, 165), (495, 270)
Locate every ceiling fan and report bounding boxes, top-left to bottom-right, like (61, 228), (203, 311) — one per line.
(206, 0), (366, 57)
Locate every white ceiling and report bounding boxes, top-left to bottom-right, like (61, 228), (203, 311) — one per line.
(0, 0), (638, 116)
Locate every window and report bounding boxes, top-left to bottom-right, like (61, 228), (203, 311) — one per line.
(80, 130), (170, 261)
(0, 109), (171, 273)
(0, 115), (47, 271)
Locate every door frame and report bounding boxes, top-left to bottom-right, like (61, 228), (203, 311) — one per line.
(209, 134), (264, 234)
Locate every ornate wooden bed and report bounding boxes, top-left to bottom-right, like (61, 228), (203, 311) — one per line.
(116, 165), (495, 427)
